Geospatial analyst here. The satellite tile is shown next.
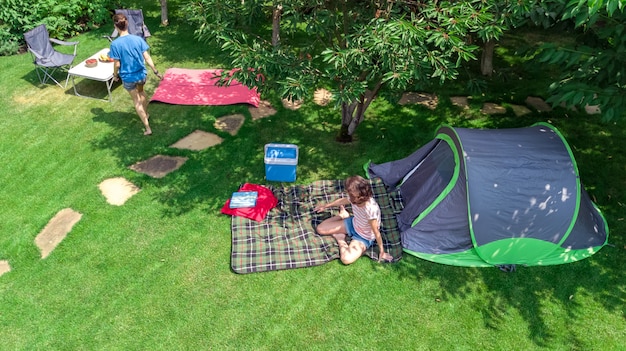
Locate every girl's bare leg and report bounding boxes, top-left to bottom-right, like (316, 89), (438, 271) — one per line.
(336, 239), (366, 265)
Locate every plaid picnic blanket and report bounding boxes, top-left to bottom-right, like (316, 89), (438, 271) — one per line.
(230, 177), (404, 273)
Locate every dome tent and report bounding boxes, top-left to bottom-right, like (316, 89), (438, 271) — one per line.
(367, 123), (608, 267)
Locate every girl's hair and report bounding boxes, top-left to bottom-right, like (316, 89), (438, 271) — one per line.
(345, 175), (373, 204)
(113, 13), (128, 31)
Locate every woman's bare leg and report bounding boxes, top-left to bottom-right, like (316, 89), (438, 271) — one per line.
(128, 85), (151, 135)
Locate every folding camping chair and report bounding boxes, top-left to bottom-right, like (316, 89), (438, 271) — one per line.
(23, 24), (79, 88)
(106, 9), (152, 41)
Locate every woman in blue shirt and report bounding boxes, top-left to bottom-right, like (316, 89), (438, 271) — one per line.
(109, 13), (163, 135)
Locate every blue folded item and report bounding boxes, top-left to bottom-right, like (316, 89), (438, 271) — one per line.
(229, 191), (258, 208)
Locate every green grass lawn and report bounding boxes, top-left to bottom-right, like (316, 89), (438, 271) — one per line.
(1, 2), (625, 350)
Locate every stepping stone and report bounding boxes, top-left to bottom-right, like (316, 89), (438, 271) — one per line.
(170, 130), (223, 151)
(214, 114), (245, 136)
(35, 208), (82, 259)
(129, 155), (188, 178)
(98, 177), (140, 206)
(481, 103), (506, 115)
(398, 92), (439, 109)
(313, 88), (332, 106)
(525, 96), (552, 112)
(584, 104), (601, 115)
(249, 100), (277, 120)
(510, 104), (532, 117)
(0, 260), (10, 277)
(450, 96), (469, 109)
(281, 98), (303, 110)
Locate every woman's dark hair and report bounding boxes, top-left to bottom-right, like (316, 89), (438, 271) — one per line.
(345, 175), (373, 204)
(113, 13), (128, 31)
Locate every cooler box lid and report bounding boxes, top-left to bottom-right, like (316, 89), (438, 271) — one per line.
(264, 143), (298, 165)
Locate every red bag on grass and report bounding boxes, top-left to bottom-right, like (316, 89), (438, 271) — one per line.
(221, 183), (278, 222)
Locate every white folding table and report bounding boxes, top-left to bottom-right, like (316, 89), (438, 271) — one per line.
(67, 48), (115, 102)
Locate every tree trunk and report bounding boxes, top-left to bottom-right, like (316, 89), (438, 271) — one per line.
(337, 123), (352, 143)
(481, 39), (495, 76)
(337, 102), (357, 142)
(336, 81), (383, 143)
(272, 5), (282, 47)
(160, 0), (169, 26)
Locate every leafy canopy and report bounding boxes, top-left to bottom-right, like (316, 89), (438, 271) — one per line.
(184, 0), (496, 105)
(537, 0), (626, 121)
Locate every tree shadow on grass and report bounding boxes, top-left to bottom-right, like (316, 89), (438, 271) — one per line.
(83, 7), (362, 216)
(90, 91), (626, 348)
(376, 101), (626, 349)
(391, 244), (623, 348)
(138, 6), (232, 68)
(83, 9), (626, 346)
(90, 93), (401, 217)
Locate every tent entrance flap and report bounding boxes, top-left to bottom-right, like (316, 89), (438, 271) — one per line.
(399, 137), (457, 231)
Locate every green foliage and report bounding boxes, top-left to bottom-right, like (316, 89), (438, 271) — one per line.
(465, 76), (489, 95)
(0, 25), (19, 55)
(185, 0), (626, 127)
(513, 0), (567, 29)
(0, 0), (116, 55)
(534, 0), (626, 121)
(1, 12), (625, 348)
(185, 0), (501, 139)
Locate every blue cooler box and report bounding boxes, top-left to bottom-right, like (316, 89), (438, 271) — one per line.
(264, 143), (298, 182)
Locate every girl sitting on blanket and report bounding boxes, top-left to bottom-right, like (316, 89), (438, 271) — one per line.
(315, 175), (393, 264)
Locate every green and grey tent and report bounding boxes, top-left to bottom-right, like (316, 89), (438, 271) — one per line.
(367, 123), (608, 267)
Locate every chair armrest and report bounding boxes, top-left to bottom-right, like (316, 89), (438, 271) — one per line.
(49, 38), (79, 46)
(28, 47), (46, 61)
(49, 38), (78, 56)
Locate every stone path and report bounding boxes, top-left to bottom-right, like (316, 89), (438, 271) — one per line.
(510, 104), (532, 117)
(525, 96), (552, 112)
(0, 260), (10, 276)
(313, 88), (332, 106)
(249, 100), (277, 120)
(282, 98), (304, 110)
(170, 130), (223, 151)
(99, 177), (141, 206)
(0, 102), (273, 276)
(34, 208), (82, 259)
(215, 114), (245, 136)
(129, 155), (189, 178)
(450, 96), (469, 109)
(399, 91), (601, 117)
(399, 92), (439, 109)
(481, 102), (506, 115)
(1, 90), (600, 278)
